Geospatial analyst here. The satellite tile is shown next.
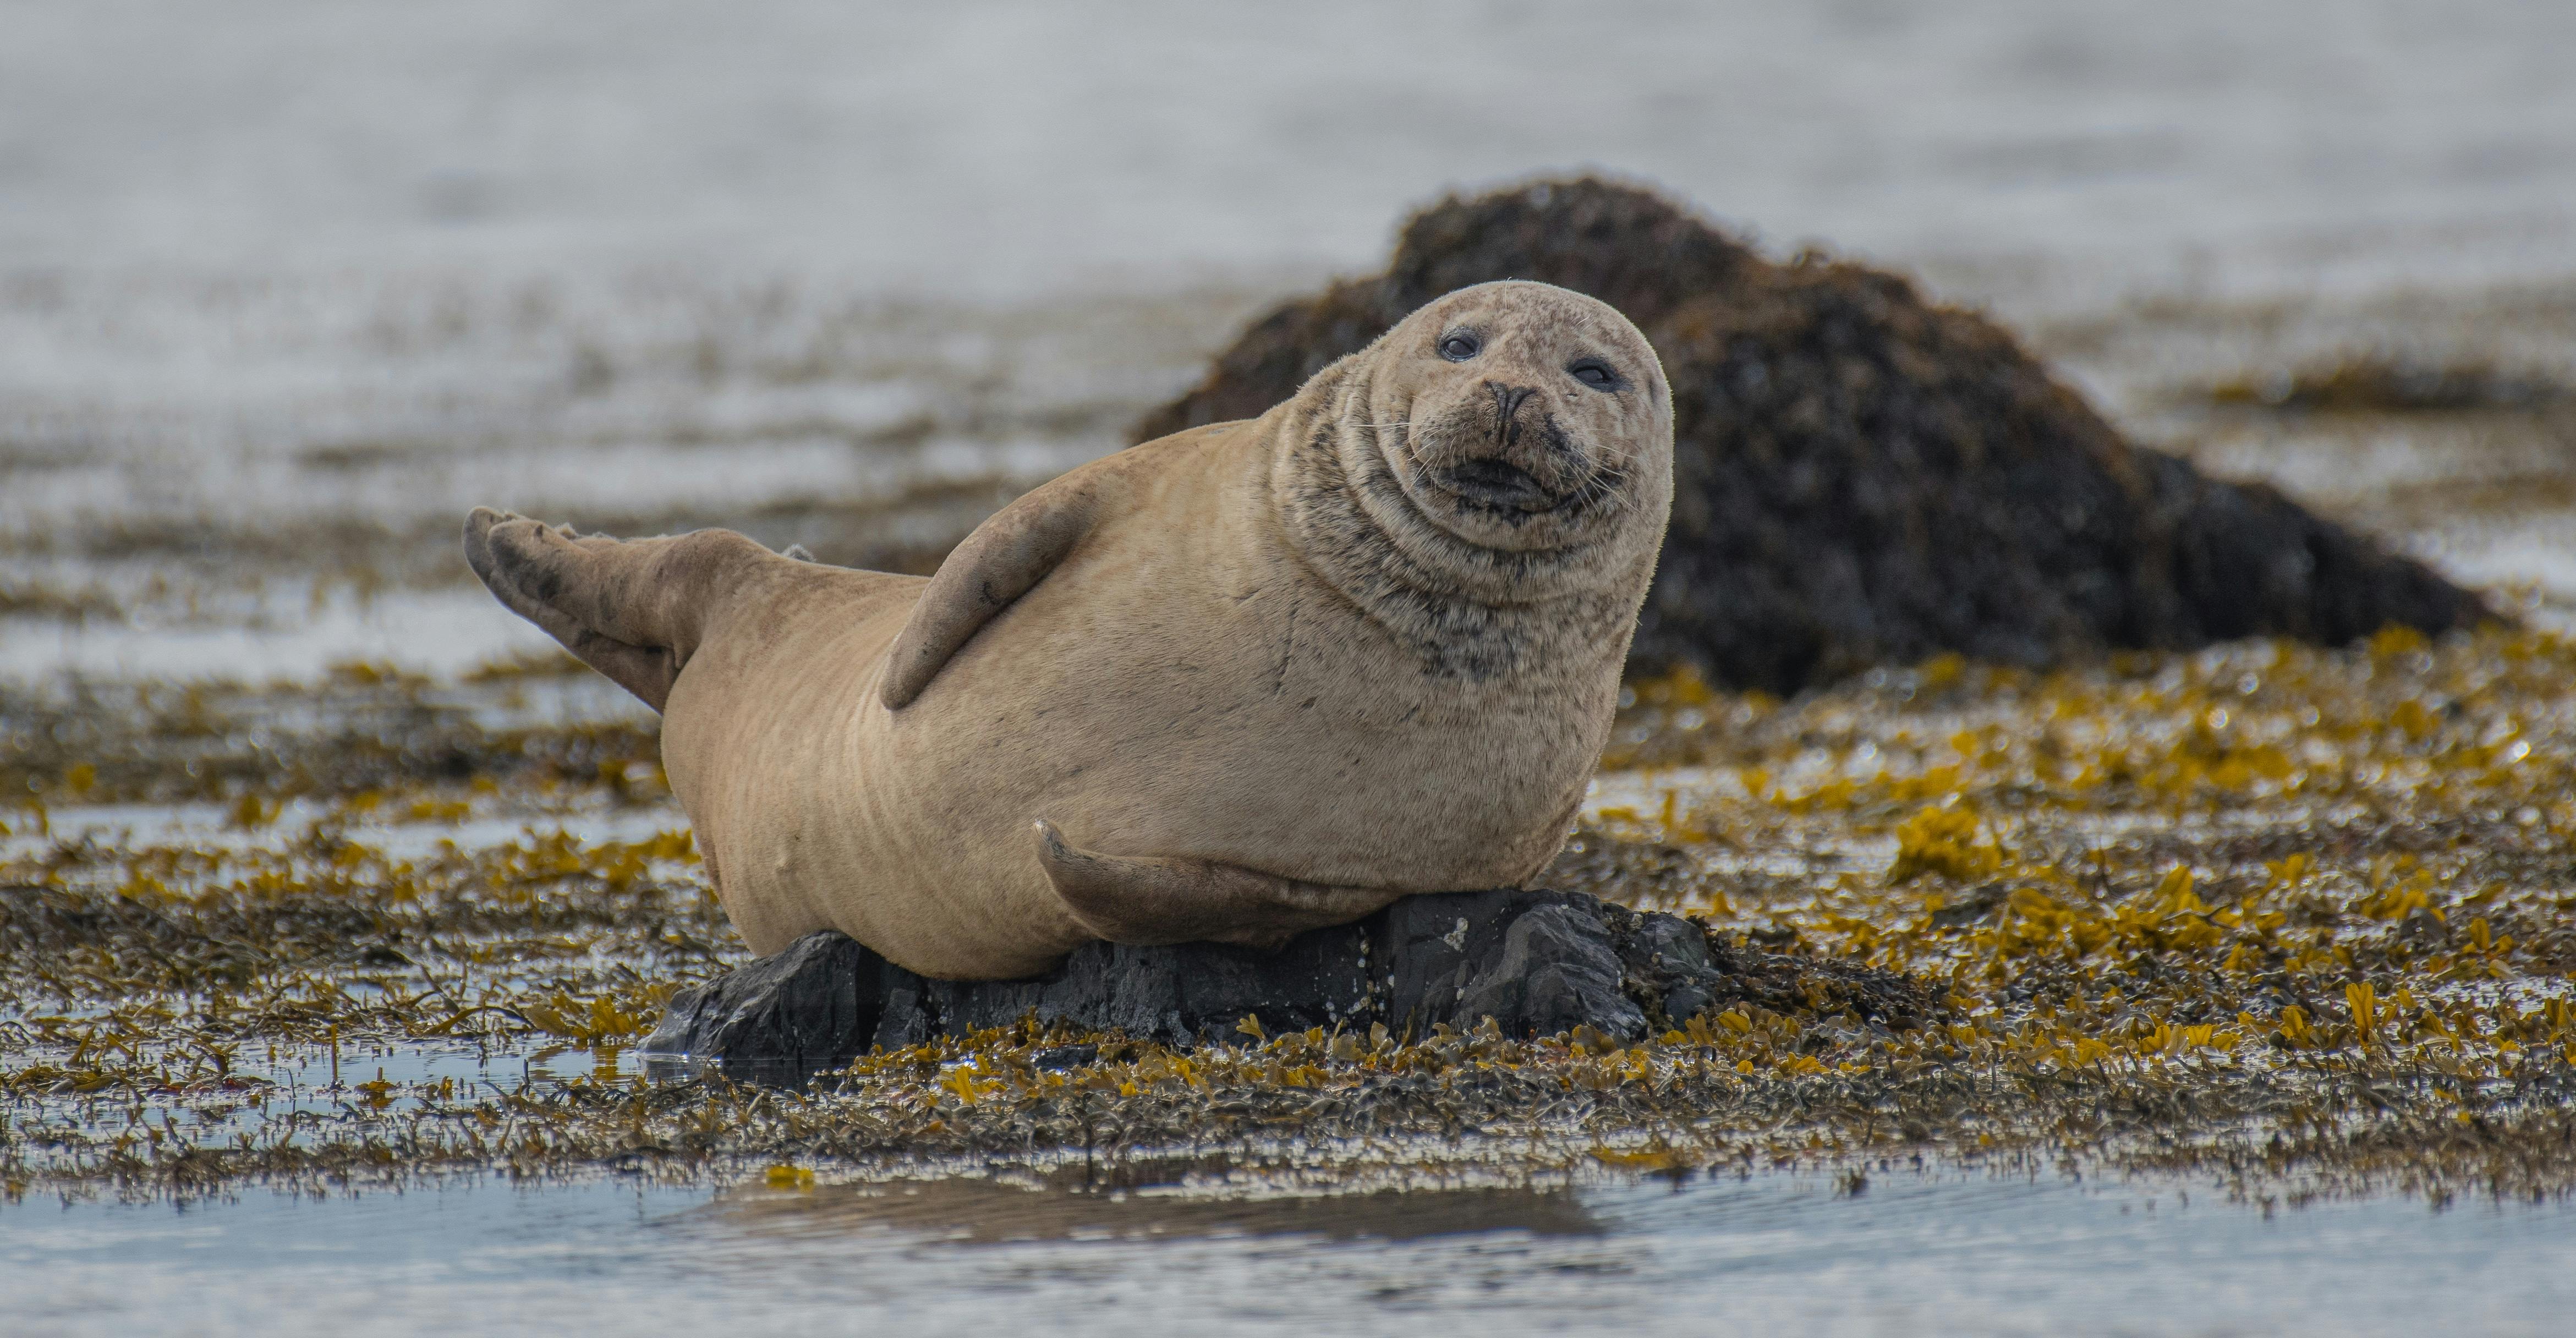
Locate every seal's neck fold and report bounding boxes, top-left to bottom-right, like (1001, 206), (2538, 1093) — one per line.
(1264, 364), (1647, 682)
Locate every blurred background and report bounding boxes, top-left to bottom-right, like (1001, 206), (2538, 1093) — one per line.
(4, 0), (2573, 681)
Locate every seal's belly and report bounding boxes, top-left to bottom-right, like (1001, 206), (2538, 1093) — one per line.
(883, 566), (1606, 897)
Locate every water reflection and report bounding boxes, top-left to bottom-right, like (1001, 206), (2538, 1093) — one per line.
(701, 1174), (1601, 1248)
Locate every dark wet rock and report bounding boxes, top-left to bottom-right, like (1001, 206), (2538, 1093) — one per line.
(1376, 892), (1647, 1040)
(868, 917), (1379, 1052)
(1133, 177), (2491, 694)
(1456, 903), (1644, 1041)
(642, 931), (889, 1085)
(643, 888), (1932, 1086)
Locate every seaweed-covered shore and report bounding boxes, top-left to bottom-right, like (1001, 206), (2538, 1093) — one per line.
(8, 621), (2576, 1208)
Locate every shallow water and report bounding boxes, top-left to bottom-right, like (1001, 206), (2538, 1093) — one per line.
(11, 1), (2573, 297)
(7, 1167), (2572, 1337)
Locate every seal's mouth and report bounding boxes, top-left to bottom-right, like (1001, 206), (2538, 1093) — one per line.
(1355, 399), (1631, 549)
(1437, 458), (1560, 513)
(1402, 398), (1618, 523)
(1423, 454), (1630, 524)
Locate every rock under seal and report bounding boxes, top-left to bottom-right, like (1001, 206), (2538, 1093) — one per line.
(640, 889), (1928, 1087)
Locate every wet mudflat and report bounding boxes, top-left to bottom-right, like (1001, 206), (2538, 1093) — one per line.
(11, 622), (2576, 1208)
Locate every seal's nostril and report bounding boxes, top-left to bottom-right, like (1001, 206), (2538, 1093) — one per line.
(1487, 383), (1539, 447)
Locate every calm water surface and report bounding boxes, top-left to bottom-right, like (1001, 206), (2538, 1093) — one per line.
(6, 1169), (2571, 1337)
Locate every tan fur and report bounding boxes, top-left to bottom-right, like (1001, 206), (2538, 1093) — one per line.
(464, 282), (1674, 979)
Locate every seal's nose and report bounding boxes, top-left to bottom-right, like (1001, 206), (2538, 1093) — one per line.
(1428, 380), (1569, 509)
(1487, 382), (1538, 445)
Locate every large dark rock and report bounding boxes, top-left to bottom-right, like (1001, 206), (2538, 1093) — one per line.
(638, 932), (894, 1086)
(1133, 178), (2491, 694)
(640, 889), (1928, 1086)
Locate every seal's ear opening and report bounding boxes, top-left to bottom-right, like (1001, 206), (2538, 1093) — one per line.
(1031, 820), (1401, 951)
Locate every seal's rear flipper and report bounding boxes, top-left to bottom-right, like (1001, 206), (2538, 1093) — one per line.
(463, 507), (774, 712)
(1032, 819), (1404, 950)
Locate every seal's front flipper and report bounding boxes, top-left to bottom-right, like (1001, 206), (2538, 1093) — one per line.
(880, 479), (1099, 709)
(464, 507), (774, 712)
(1032, 820), (1405, 950)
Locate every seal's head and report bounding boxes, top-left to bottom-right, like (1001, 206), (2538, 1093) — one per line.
(1289, 281), (1673, 619)
(1361, 281), (1671, 555)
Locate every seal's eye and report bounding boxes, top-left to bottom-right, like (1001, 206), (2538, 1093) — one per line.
(1569, 359), (1625, 392)
(1439, 332), (1481, 361)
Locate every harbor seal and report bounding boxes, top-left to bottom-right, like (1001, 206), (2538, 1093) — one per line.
(464, 280), (1674, 979)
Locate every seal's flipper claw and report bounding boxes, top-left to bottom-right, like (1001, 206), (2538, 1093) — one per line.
(464, 509), (678, 709)
(463, 511), (777, 712)
(1032, 819), (1402, 950)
